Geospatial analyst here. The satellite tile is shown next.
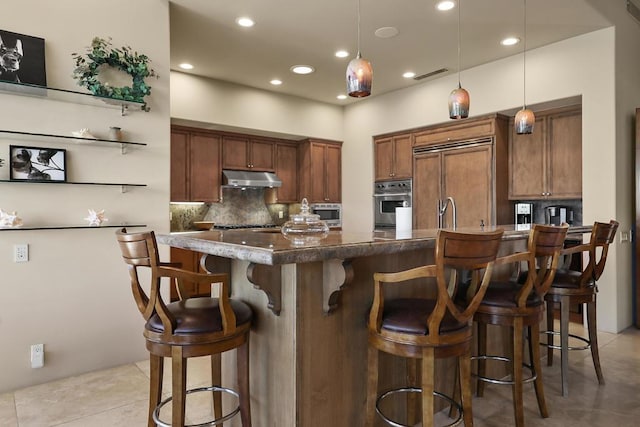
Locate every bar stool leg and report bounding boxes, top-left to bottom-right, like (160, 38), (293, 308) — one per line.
(512, 320), (524, 427)
(210, 353), (222, 422)
(587, 300), (605, 385)
(529, 323), (549, 418)
(459, 347), (474, 427)
(559, 296), (570, 397)
(171, 346), (187, 426)
(149, 355), (164, 427)
(546, 301), (554, 366)
(476, 322), (487, 397)
(421, 348), (436, 427)
(406, 358), (418, 425)
(237, 339), (252, 427)
(365, 345), (379, 427)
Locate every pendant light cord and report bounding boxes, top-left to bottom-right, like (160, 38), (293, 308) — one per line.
(457, 0), (461, 88)
(357, 0), (361, 56)
(523, 0), (527, 108)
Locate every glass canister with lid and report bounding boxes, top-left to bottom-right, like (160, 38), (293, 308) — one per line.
(281, 198), (330, 245)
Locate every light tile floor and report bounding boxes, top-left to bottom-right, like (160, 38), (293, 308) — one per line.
(1, 324), (639, 426)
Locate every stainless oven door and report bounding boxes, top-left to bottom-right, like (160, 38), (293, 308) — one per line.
(374, 193), (411, 227)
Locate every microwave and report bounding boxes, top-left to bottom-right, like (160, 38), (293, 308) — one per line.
(310, 203), (341, 227)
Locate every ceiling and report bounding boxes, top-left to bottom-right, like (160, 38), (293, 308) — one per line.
(169, 0), (612, 106)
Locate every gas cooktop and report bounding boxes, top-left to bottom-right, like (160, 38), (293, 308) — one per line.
(212, 224), (278, 230)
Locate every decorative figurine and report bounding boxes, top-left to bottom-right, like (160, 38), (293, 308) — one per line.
(71, 128), (97, 139)
(84, 209), (107, 226)
(0, 209), (23, 227)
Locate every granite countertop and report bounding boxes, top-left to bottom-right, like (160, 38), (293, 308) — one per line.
(156, 224), (591, 266)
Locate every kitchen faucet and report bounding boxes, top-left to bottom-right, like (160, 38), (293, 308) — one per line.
(438, 196), (457, 229)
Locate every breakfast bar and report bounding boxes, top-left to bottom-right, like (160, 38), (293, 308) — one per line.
(157, 225), (590, 427)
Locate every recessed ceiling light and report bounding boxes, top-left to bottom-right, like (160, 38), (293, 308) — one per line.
(436, 1), (456, 11)
(375, 27), (399, 38)
(501, 37), (521, 46)
(270, 79), (283, 86)
(335, 50), (349, 58)
(337, 94), (347, 100)
(402, 71), (416, 79)
(179, 63), (194, 70)
(236, 17), (255, 27)
(290, 65), (315, 75)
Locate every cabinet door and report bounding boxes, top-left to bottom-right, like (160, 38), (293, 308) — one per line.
(413, 152), (441, 229)
(442, 144), (493, 227)
(170, 131), (189, 202)
(547, 112), (582, 198)
(250, 139), (275, 171)
(309, 143), (327, 202)
(393, 135), (413, 179)
(374, 138), (394, 181)
(222, 136), (250, 170)
(275, 143), (298, 202)
(508, 117), (546, 199)
(325, 144), (341, 202)
(190, 133), (221, 202)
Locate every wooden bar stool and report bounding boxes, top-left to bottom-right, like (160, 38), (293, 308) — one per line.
(471, 224), (568, 427)
(366, 229), (504, 427)
(543, 220), (618, 397)
(116, 229), (252, 427)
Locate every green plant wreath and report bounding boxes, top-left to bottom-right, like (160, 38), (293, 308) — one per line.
(72, 37), (157, 111)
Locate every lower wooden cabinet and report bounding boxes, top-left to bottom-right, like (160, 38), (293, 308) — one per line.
(169, 247), (211, 301)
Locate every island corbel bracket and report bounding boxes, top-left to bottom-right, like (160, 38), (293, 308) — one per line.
(323, 258), (354, 315)
(247, 263), (282, 316)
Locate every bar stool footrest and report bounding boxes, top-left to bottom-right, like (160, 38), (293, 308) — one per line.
(471, 355), (536, 385)
(375, 387), (463, 427)
(152, 385), (240, 427)
(540, 330), (591, 351)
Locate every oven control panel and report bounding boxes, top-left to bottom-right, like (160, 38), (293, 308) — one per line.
(374, 179), (412, 194)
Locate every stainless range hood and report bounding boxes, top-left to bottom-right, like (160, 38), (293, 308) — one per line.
(222, 170), (282, 188)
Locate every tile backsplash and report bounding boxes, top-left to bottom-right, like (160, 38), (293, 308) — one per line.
(170, 188), (292, 231)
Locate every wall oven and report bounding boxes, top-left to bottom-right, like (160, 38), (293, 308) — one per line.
(374, 179), (412, 229)
(310, 203), (342, 227)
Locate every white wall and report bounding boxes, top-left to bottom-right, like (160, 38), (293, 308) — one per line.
(0, 0), (171, 393)
(171, 72), (344, 141)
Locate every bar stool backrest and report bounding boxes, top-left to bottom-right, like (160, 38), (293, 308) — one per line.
(527, 224), (569, 301)
(587, 220), (619, 283)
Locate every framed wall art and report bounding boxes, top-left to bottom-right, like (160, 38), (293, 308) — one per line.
(9, 145), (66, 182)
(0, 29), (46, 86)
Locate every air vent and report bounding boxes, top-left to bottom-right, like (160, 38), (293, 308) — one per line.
(413, 68), (449, 81)
(628, 0), (640, 24)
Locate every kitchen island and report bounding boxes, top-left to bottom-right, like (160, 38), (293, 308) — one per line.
(157, 225), (590, 427)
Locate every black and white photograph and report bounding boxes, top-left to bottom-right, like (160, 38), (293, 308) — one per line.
(9, 145), (66, 182)
(0, 29), (46, 86)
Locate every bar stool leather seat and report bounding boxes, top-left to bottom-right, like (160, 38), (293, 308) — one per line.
(381, 298), (468, 335)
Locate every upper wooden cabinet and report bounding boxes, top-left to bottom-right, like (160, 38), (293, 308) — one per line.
(413, 116), (500, 147)
(298, 139), (342, 203)
(374, 134), (412, 181)
(171, 127), (221, 203)
(273, 142), (298, 203)
(222, 136), (275, 171)
(509, 105), (582, 200)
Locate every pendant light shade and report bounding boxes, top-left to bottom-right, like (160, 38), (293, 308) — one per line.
(449, 84), (470, 119)
(347, 53), (373, 97)
(449, 0), (469, 119)
(515, 0), (535, 134)
(347, 0), (372, 97)
(515, 107), (535, 134)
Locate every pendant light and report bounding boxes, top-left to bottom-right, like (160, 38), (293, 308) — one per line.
(515, 0), (535, 134)
(346, 0), (373, 97)
(448, 0), (469, 119)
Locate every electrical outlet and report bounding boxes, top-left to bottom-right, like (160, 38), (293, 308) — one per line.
(31, 344), (44, 368)
(278, 210), (284, 219)
(620, 230), (633, 243)
(14, 244), (29, 263)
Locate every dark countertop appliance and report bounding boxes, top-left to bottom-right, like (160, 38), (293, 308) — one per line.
(545, 205), (574, 225)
